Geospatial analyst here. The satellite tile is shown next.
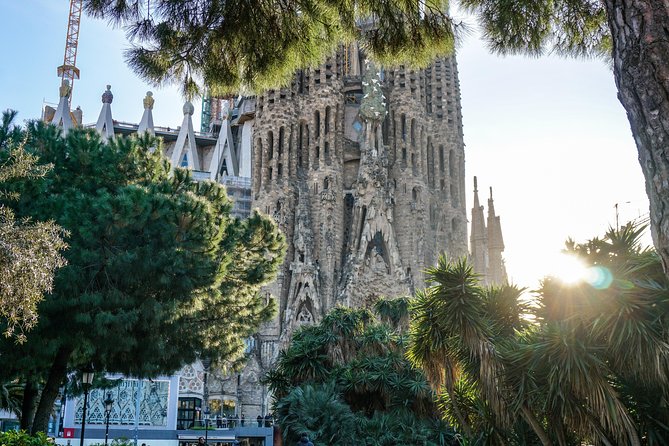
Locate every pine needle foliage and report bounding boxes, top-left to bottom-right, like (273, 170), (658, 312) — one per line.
(0, 122), (285, 433)
(83, 0), (457, 96)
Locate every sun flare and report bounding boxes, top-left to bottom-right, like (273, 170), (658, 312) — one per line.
(549, 254), (589, 284)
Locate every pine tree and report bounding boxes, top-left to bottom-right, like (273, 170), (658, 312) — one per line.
(0, 123), (285, 433)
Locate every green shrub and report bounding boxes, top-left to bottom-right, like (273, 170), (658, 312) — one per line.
(0, 431), (51, 446)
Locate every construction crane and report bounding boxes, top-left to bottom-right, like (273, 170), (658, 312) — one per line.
(57, 0), (84, 105)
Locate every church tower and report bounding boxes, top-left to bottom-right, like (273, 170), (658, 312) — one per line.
(240, 45), (469, 416)
(469, 177), (507, 286)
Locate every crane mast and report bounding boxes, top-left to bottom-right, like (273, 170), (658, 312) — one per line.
(57, 0), (83, 103)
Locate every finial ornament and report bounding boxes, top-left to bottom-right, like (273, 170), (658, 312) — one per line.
(489, 187), (493, 199)
(59, 80), (71, 98)
(183, 101), (195, 116)
(143, 91), (155, 110)
(102, 85), (113, 104)
(474, 176), (478, 192)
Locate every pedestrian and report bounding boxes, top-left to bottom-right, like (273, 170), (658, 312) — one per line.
(240, 414), (245, 427)
(198, 436), (206, 446)
(216, 414), (222, 428)
(297, 433), (314, 446)
(257, 415), (262, 427)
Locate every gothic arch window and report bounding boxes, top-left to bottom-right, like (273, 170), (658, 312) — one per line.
(325, 106), (331, 134)
(410, 118), (416, 146)
(314, 110), (321, 138)
(268, 166), (273, 182)
(278, 163), (283, 178)
(412, 187), (418, 202)
(401, 114), (407, 142)
(267, 131), (274, 160)
(255, 138), (263, 193)
(449, 149), (455, 177)
(323, 177), (330, 190)
(439, 145), (445, 173)
(278, 127), (285, 157)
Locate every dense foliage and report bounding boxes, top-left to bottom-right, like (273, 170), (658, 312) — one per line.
(0, 121), (285, 433)
(266, 304), (455, 446)
(0, 430), (51, 446)
(409, 224), (669, 445)
(0, 110), (66, 341)
(83, 0), (457, 96)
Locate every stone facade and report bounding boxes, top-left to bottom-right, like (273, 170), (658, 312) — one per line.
(239, 44), (469, 417)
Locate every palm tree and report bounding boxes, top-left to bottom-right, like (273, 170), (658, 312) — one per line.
(266, 305), (455, 445)
(408, 257), (554, 445)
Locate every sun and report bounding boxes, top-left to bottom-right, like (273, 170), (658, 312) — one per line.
(549, 254), (589, 284)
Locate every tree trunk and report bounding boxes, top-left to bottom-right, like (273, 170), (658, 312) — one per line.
(603, 0), (669, 273)
(520, 405), (553, 446)
(31, 346), (73, 434)
(20, 374), (38, 432)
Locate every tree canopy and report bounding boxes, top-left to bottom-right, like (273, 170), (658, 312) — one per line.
(0, 122), (285, 433)
(83, 0), (457, 96)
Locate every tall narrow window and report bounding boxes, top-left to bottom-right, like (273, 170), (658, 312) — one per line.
(278, 127), (285, 157)
(315, 111), (321, 138)
(439, 145), (445, 173)
(325, 106), (331, 134)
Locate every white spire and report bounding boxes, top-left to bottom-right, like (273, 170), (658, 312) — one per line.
(238, 120), (253, 178)
(52, 80), (74, 133)
(138, 91), (155, 136)
(170, 102), (199, 170)
(209, 108), (237, 180)
(95, 85), (115, 140)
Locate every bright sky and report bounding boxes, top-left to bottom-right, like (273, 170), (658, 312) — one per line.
(0, 1), (651, 289)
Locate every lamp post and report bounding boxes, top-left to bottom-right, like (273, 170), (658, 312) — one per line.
(104, 392), (114, 446)
(203, 406), (210, 446)
(79, 365), (95, 446)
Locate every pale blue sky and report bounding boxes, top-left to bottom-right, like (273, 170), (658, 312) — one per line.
(0, 1), (650, 288)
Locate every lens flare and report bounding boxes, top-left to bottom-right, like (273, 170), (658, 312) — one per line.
(584, 265), (614, 289)
(547, 254), (614, 289)
(550, 254), (589, 284)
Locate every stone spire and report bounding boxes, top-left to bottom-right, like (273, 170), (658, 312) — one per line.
(95, 85), (115, 140)
(138, 91), (155, 136)
(470, 176), (488, 279)
(486, 187), (507, 285)
(170, 101), (199, 170)
(208, 101), (237, 180)
(52, 80), (74, 133)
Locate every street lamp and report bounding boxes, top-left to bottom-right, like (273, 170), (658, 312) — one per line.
(203, 406), (210, 446)
(104, 393), (114, 446)
(79, 364), (95, 446)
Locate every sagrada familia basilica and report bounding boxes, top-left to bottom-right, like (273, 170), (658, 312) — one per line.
(46, 43), (506, 422)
